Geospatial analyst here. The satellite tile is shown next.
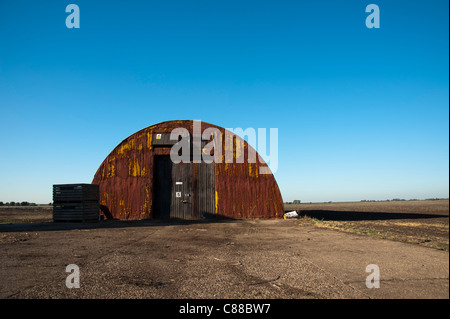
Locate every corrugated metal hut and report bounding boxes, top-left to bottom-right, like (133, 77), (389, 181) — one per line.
(92, 120), (284, 220)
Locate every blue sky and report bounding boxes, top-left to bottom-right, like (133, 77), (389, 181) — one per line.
(0, 0), (448, 203)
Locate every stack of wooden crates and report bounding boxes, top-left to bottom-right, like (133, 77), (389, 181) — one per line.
(53, 184), (99, 222)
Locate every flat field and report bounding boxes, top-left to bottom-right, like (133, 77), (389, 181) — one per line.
(285, 199), (449, 251)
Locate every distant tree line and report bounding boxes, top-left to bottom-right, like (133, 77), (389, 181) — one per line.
(284, 200), (301, 204)
(284, 198), (449, 205)
(361, 198), (449, 202)
(0, 201), (40, 206)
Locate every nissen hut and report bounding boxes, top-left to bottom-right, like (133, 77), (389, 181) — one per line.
(92, 120), (284, 220)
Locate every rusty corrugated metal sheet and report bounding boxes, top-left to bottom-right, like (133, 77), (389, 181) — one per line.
(92, 120), (284, 220)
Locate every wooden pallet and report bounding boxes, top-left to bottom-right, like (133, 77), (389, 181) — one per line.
(53, 184), (99, 202)
(53, 184), (99, 222)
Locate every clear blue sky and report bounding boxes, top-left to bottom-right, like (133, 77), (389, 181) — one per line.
(0, 0), (448, 203)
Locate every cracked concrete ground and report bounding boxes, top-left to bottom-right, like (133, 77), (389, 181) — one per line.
(0, 219), (448, 299)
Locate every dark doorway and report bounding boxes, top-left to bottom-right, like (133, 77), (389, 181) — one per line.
(153, 156), (173, 219)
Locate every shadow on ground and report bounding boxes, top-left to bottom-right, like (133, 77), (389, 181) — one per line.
(0, 215), (236, 233)
(297, 210), (448, 222)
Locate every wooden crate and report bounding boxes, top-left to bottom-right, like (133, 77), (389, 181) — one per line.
(53, 184), (99, 222)
(53, 184), (99, 202)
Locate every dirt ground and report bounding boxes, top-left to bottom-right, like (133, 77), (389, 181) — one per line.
(285, 200), (449, 251)
(2, 200), (447, 251)
(0, 201), (448, 299)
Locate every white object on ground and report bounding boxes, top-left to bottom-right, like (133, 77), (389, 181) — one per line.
(284, 211), (298, 219)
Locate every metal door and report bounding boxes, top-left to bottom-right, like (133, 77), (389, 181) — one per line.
(197, 162), (215, 218)
(153, 156), (214, 220)
(171, 161), (194, 219)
